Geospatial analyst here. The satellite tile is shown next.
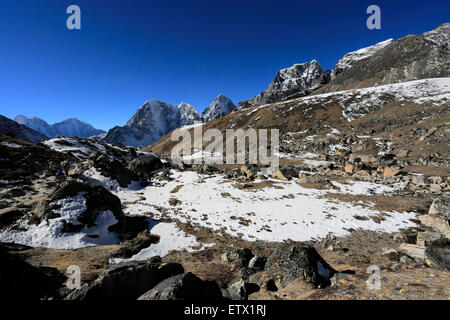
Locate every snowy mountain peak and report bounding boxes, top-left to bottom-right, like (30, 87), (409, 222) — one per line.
(177, 102), (202, 126)
(237, 60), (330, 110)
(202, 95), (237, 122)
(14, 115), (105, 138)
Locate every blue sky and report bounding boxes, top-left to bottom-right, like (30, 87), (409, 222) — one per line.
(0, 0), (448, 130)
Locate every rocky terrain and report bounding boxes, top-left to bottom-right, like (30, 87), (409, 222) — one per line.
(0, 23), (448, 301)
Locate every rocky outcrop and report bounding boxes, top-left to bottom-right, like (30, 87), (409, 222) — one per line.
(237, 60), (330, 110)
(65, 261), (184, 300)
(137, 272), (223, 300)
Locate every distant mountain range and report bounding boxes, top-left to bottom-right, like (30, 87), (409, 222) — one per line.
(0, 115), (48, 143)
(14, 115), (106, 139)
(3, 23), (448, 148)
(101, 96), (237, 147)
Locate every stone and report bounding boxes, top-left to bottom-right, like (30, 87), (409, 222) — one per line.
(398, 243), (426, 260)
(248, 254), (267, 270)
(416, 231), (442, 247)
(344, 164), (357, 174)
(428, 197), (449, 217)
(0, 248), (64, 300)
(411, 175), (428, 186)
(128, 155), (164, 176)
(264, 244), (336, 289)
(382, 248), (401, 261)
(240, 164), (258, 179)
(430, 184), (442, 194)
(221, 248), (254, 268)
(424, 239), (450, 271)
(383, 167), (401, 177)
(137, 272), (223, 301)
(419, 215), (450, 237)
(65, 261), (184, 300)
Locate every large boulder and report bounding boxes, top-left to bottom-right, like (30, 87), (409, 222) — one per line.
(34, 181), (127, 234)
(137, 272), (223, 301)
(425, 239), (450, 271)
(263, 244), (336, 289)
(419, 196), (450, 238)
(0, 246), (64, 300)
(65, 261), (184, 300)
(92, 155), (139, 188)
(128, 155), (164, 176)
(221, 248), (254, 268)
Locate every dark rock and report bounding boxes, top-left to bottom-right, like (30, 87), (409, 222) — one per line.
(65, 261), (184, 300)
(265, 243), (336, 289)
(0, 249), (64, 300)
(111, 232), (160, 259)
(248, 254), (267, 270)
(129, 155), (164, 176)
(425, 239), (450, 271)
(138, 272), (223, 301)
(221, 248), (254, 268)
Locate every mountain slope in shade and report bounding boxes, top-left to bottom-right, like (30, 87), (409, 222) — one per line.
(319, 23), (450, 93)
(0, 115), (48, 143)
(14, 115), (105, 139)
(237, 60), (330, 110)
(202, 94), (237, 121)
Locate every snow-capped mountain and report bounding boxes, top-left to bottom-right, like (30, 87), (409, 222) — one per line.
(14, 115), (105, 139)
(237, 60), (330, 110)
(321, 23), (450, 93)
(102, 99), (203, 147)
(176, 102), (202, 126)
(0, 115), (48, 143)
(331, 39), (393, 79)
(202, 94), (237, 121)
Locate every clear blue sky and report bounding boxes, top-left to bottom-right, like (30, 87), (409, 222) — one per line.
(0, 0), (448, 130)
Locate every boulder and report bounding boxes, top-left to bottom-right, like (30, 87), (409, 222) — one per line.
(0, 248), (64, 300)
(65, 261), (184, 300)
(137, 272), (223, 301)
(428, 197), (449, 217)
(36, 181), (125, 230)
(128, 155), (164, 176)
(248, 254), (267, 270)
(221, 248), (254, 268)
(264, 244), (336, 289)
(111, 232), (160, 259)
(398, 243), (426, 260)
(93, 155), (139, 188)
(425, 239), (450, 271)
(240, 164), (258, 179)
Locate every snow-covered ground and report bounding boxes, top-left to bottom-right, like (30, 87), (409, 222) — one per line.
(0, 193), (120, 249)
(109, 170), (416, 244)
(0, 165), (418, 260)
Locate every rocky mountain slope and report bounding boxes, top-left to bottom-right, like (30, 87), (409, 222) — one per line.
(318, 23), (449, 93)
(237, 60), (330, 110)
(14, 115), (105, 139)
(0, 115), (48, 143)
